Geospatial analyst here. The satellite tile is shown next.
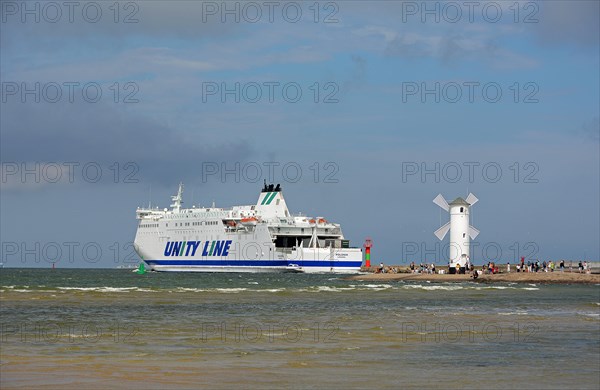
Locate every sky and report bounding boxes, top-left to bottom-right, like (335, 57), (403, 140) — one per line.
(1, 0), (598, 268)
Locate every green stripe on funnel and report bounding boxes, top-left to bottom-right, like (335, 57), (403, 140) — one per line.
(266, 191), (277, 205)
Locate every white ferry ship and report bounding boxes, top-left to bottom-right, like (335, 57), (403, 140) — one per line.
(133, 183), (363, 273)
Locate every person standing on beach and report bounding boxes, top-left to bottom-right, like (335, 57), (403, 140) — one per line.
(578, 261), (583, 273)
(507, 262), (510, 273)
(560, 260), (565, 272)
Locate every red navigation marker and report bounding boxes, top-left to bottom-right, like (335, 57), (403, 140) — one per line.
(363, 238), (373, 268)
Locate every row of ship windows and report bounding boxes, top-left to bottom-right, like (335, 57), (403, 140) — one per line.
(173, 221), (219, 227)
(140, 221), (220, 228)
(167, 213), (224, 219)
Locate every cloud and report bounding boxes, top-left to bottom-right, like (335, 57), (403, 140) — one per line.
(341, 55), (367, 93)
(0, 99), (254, 189)
(581, 117), (600, 142)
(0, 1), (241, 45)
(383, 32), (537, 69)
(535, 1), (600, 47)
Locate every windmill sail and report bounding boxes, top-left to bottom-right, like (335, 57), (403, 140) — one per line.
(433, 194), (449, 211)
(468, 225), (480, 239)
(434, 222), (451, 240)
(465, 193), (478, 206)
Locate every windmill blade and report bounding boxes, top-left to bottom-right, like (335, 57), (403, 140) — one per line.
(468, 225), (480, 239)
(433, 194), (449, 211)
(466, 193), (478, 206)
(434, 222), (451, 240)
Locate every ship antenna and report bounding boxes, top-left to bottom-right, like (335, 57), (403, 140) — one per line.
(170, 182), (184, 212)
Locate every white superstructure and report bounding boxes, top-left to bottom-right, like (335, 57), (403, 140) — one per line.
(133, 183), (363, 273)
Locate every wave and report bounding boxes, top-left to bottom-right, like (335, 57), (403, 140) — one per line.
(214, 288), (248, 293)
(57, 287), (156, 293)
(359, 284), (394, 289)
(307, 286), (354, 292)
(0, 283), (547, 294)
(577, 312), (600, 319)
(498, 311), (529, 316)
(402, 284), (465, 291)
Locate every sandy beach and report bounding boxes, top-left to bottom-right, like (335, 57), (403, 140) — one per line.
(348, 271), (600, 284)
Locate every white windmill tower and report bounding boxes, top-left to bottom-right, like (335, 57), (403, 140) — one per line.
(433, 193), (480, 273)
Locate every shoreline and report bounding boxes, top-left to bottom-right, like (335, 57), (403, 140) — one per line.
(347, 271), (600, 284)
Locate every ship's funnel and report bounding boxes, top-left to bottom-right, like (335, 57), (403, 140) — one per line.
(256, 183), (290, 218)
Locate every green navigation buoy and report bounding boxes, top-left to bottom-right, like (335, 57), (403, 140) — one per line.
(136, 262), (147, 275)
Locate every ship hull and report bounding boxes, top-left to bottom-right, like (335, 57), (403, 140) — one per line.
(143, 258), (362, 274)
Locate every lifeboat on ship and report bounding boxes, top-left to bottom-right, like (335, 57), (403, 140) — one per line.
(240, 216), (259, 226)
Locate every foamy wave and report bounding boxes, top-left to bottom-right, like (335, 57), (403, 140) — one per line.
(174, 287), (207, 292)
(174, 287), (250, 293)
(307, 286), (355, 292)
(578, 312), (600, 319)
(403, 284), (464, 291)
(477, 286), (512, 290)
(361, 284), (394, 290)
(498, 311), (529, 316)
(56, 287), (155, 293)
(214, 288), (247, 293)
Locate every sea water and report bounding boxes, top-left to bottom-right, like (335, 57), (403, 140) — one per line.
(1, 269), (599, 389)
